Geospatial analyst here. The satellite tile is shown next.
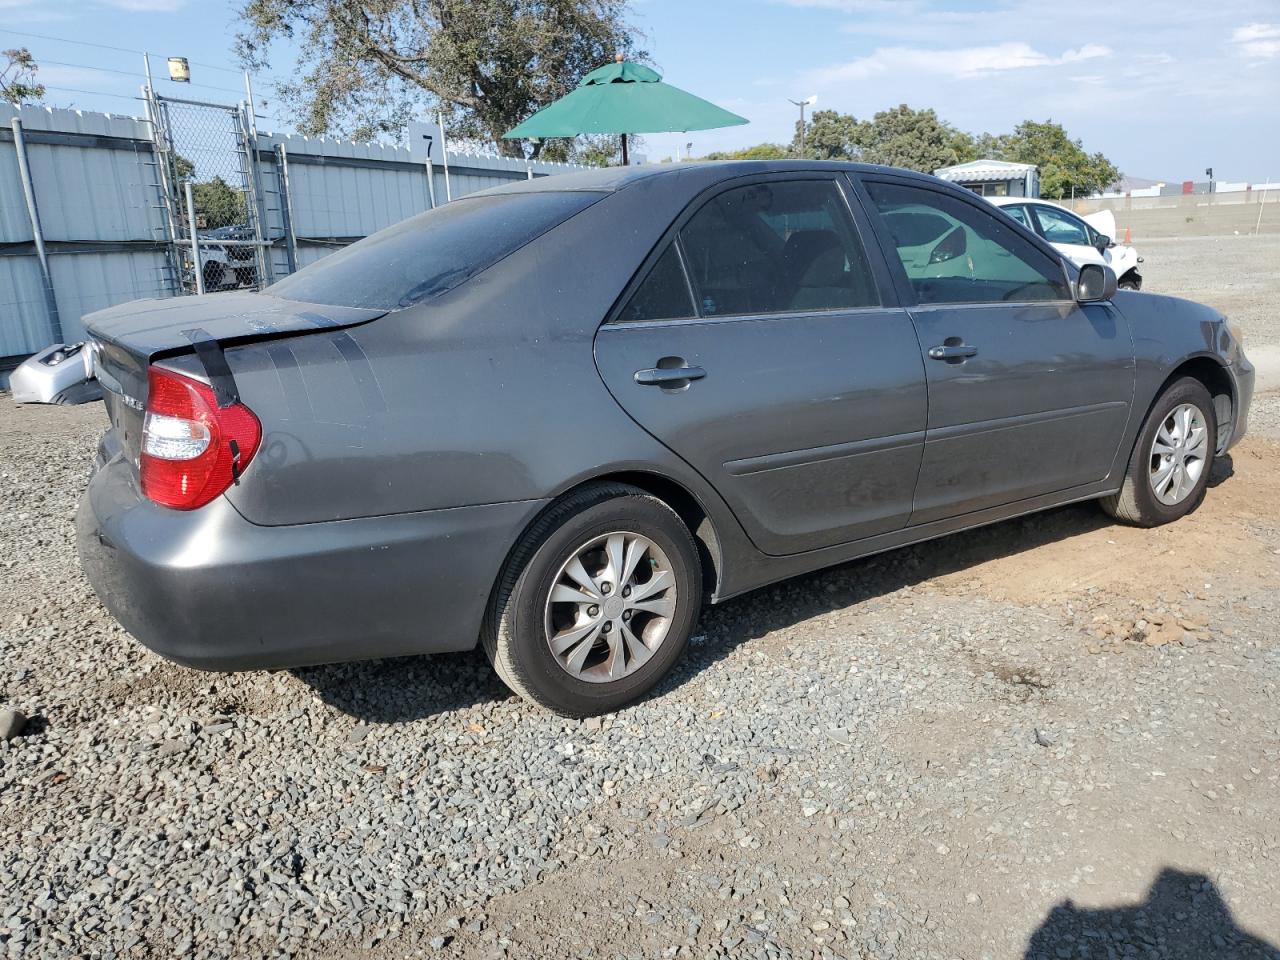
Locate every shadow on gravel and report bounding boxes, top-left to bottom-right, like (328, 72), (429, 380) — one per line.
(1024, 868), (1280, 960)
(1209, 452), (1235, 487)
(645, 451), (1243, 705)
(291, 648), (508, 723)
(644, 500), (1112, 701)
(295, 455), (1242, 723)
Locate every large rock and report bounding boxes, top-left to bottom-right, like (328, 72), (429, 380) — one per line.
(0, 708), (27, 740)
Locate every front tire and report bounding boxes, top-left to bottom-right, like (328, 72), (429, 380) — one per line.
(483, 483), (702, 716)
(1101, 377), (1216, 527)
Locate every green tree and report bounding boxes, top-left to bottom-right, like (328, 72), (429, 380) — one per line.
(856, 104), (977, 172)
(987, 120), (1120, 199)
(789, 108), (1116, 195)
(193, 177), (248, 229)
(173, 156), (248, 228)
(1, 48), (45, 105)
(702, 142), (790, 160)
(797, 109), (864, 160)
(235, 0), (641, 156)
(793, 105), (977, 171)
(536, 132), (640, 165)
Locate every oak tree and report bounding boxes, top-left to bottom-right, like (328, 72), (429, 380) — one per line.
(236, 0), (640, 156)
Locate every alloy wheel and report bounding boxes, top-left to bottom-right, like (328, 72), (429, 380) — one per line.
(1148, 402), (1208, 506)
(543, 531), (677, 683)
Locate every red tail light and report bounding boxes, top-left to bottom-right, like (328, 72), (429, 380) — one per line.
(140, 366), (260, 510)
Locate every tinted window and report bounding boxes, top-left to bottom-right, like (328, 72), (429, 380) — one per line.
(267, 191), (601, 310)
(882, 209), (953, 246)
(865, 182), (1070, 305)
(618, 244), (696, 322)
(1032, 205), (1092, 246)
(678, 180), (879, 317)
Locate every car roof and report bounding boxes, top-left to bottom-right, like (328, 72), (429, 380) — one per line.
(989, 196), (1069, 211)
(478, 159), (949, 197)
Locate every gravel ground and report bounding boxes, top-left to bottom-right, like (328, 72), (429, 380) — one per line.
(2, 234), (1279, 959)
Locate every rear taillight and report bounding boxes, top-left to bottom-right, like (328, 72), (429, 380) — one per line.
(140, 366), (260, 510)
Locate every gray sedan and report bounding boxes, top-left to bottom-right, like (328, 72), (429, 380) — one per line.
(77, 161), (1255, 716)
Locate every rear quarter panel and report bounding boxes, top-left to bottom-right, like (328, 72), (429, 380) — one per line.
(218, 176), (750, 552)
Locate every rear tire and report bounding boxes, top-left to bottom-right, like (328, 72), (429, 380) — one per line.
(483, 483), (702, 716)
(1100, 377), (1216, 527)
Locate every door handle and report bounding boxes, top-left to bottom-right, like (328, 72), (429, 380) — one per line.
(928, 343), (978, 362)
(634, 365), (706, 386)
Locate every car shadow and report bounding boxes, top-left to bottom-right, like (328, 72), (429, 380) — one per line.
(291, 647), (507, 724)
(296, 459), (1237, 723)
(647, 453), (1241, 703)
(1024, 868), (1279, 959)
(1209, 451), (1235, 487)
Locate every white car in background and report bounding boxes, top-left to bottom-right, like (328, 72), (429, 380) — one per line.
(990, 197), (1143, 290)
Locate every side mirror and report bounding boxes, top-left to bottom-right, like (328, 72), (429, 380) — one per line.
(1076, 262), (1117, 302)
(928, 226), (967, 264)
(1093, 234), (1111, 255)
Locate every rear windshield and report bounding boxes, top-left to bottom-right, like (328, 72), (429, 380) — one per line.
(266, 191), (602, 310)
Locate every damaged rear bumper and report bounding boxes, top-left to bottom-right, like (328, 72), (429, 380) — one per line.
(77, 443), (545, 671)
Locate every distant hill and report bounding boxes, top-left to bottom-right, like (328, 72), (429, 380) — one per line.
(1111, 175), (1168, 191)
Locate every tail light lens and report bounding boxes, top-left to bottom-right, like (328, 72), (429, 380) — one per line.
(140, 366), (260, 510)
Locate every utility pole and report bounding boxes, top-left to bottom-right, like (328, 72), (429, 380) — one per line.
(789, 95), (817, 157)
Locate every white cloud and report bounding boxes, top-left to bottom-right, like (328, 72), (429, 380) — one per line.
(1231, 23), (1280, 59)
(807, 41), (1111, 85)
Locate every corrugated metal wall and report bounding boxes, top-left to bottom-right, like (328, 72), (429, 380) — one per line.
(1, 103), (586, 374)
(1, 104), (172, 358)
(254, 132), (587, 280)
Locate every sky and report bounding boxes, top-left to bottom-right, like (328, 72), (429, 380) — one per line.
(2, 0), (1278, 182)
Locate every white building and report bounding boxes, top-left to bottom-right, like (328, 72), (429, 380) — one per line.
(934, 159), (1039, 198)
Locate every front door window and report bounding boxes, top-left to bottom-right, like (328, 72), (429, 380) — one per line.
(864, 181), (1070, 304)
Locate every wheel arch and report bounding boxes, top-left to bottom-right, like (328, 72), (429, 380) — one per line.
(488, 470), (724, 625)
(1154, 354), (1235, 453)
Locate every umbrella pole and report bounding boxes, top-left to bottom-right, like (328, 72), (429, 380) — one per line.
(621, 132), (629, 166)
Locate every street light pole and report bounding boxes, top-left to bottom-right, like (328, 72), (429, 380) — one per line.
(788, 95), (817, 157)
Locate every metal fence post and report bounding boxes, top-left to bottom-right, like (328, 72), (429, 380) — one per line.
(10, 118), (63, 344)
(424, 154), (440, 209)
(184, 180), (205, 295)
(438, 111), (452, 202)
(237, 101), (273, 287)
(142, 84), (183, 295)
(275, 142), (299, 274)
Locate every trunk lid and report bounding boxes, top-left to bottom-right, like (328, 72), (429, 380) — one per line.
(87, 292), (384, 471)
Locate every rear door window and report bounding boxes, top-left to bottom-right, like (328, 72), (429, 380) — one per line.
(618, 244), (696, 322)
(266, 191), (602, 310)
(677, 180), (880, 317)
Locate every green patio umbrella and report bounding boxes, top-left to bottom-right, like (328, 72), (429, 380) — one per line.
(503, 56), (748, 164)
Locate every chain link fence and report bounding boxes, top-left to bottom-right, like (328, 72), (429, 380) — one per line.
(148, 92), (267, 294)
